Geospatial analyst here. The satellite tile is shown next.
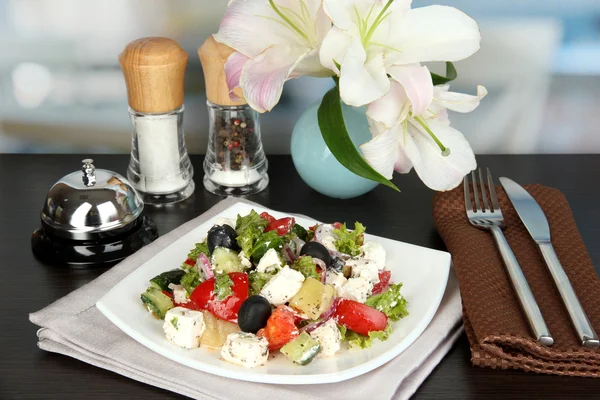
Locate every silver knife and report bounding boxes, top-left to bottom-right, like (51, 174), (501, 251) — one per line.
(499, 177), (599, 348)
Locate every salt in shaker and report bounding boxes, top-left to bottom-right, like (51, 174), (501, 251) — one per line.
(119, 37), (195, 205)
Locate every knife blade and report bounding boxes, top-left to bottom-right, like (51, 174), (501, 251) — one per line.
(499, 177), (599, 348)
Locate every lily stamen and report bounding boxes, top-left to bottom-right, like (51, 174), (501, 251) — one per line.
(414, 116), (451, 156)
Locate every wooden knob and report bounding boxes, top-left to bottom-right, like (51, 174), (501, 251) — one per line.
(198, 35), (246, 106)
(119, 37), (188, 113)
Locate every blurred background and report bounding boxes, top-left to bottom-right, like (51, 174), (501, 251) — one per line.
(0, 0), (599, 154)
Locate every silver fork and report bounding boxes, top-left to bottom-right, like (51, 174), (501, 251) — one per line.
(464, 168), (554, 346)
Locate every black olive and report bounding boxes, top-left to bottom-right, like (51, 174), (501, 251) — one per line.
(299, 241), (332, 267)
(207, 224), (240, 254)
(238, 295), (272, 333)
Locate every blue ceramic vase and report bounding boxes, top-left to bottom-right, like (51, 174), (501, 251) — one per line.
(291, 102), (378, 199)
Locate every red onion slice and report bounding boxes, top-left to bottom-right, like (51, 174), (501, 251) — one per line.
(197, 253), (214, 280)
(282, 243), (297, 263)
(291, 237), (306, 256)
(312, 258), (327, 283)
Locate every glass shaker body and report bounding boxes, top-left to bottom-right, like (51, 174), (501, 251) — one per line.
(127, 105), (195, 205)
(203, 101), (268, 195)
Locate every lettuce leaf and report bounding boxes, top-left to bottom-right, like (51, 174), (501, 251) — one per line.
(235, 210), (269, 256)
(250, 230), (283, 261)
(214, 273), (234, 300)
(248, 270), (276, 296)
(333, 222), (366, 256)
(339, 324), (393, 349)
(365, 283), (409, 321)
(291, 256), (321, 280)
(180, 269), (201, 295)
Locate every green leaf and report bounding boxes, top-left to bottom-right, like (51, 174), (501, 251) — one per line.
(214, 273), (234, 301)
(180, 269), (202, 295)
(333, 222), (366, 256)
(291, 256), (320, 280)
(365, 283), (409, 321)
(235, 210), (269, 256)
(430, 61), (457, 86)
(317, 86), (400, 192)
(248, 270), (276, 296)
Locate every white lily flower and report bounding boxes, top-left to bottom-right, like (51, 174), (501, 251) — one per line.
(319, 0), (481, 108)
(215, 0), (332, 113)
(361, 82), (487, 191)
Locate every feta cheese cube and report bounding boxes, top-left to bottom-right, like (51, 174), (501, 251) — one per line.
(260, 266), (305, 305)
(168, 283), (189, 304)
(256, 248), (282, 273)
(315, 224), (337, 252)
(216, 217), (236, 228)
(238, 251), (252, 269)
(360, 241), (386, 269)
(348, 258), (380, 284)
(162, 307), (206, 349)
(338, 277), (373, 303)
(326, 271), (347, 296)
(221, 332), (269, 368)
(310, 319), (342, 357)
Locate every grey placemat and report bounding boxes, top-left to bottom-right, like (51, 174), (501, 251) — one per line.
(30, 196), (462, 400)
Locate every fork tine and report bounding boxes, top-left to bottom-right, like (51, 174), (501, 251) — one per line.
(478, 168), (491, 211)
(471, 171), (481, 212)
(487, 168), (500, 212)
(463, 176), (472, 212)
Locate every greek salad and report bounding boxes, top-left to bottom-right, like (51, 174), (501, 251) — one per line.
(140, 210), (408, 368)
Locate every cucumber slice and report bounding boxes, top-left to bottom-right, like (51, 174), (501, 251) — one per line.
(211, 247), (246, 273)
(141, 287), (174, 320)
(280, 332), (321, 365)
(149, 269), (186, 291)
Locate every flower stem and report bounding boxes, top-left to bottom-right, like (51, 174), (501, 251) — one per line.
(268, 0), (310, 43)
(414, 116), (451, 156)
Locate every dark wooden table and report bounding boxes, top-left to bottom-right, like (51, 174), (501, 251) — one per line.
(1, 154), (599, 400)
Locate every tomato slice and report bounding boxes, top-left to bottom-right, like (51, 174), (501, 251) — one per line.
(333, 298), (388, 336)
(265, 217), (295, 236)
(260, 212), (276, 224)
(257, 305), (299, 351)
(371, 270), (391, 295)
(161, 290), (174, 299)
(184, 258), (196, 267)
(188, 272), (249, 323)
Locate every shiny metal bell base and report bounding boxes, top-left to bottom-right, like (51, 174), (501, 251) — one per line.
(31, 216), (158, 268)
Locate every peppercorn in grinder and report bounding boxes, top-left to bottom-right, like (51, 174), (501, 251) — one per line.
(198, 36), (269, 196)
(120, 37), (195, 205)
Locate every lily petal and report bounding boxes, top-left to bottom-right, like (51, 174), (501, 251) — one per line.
(387, 5), (481, 65)
(240, 44), (309, 113)
(224, 52), (249, 93)
(293, 48), (335, 78)
(216, 0), (326, 57)
(339, 39), (390, 107)
(403, 118), (476, 191)
(319, 27), (353, 74)
(359, 126), (399, 179)
(434, 84), (488, 113)
(387, 64), (434, 117)
(366, 81), (410, 128)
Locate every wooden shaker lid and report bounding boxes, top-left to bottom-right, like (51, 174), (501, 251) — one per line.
(198, 35), (246, 106)
(119, 37), (188, 113)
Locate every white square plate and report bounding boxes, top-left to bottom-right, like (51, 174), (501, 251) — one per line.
(97, 202), (451, 385)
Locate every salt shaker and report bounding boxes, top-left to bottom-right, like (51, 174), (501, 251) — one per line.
(198, 36), (268, 196)
(119, 37), (195, 205)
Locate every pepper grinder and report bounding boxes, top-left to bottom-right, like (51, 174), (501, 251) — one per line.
(198, 36), (268, 196)
(120, 37), (195, 205)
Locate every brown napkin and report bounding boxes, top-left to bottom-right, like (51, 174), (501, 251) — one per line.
(432, 184), (600, 377)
